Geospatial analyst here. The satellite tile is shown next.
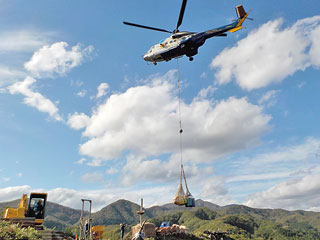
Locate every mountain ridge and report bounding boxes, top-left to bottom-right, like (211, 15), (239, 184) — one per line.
(2, 197), (320, 235)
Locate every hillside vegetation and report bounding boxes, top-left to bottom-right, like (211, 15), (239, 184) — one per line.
(2, 198), (320, 239)
(149, 207), (320, 239)
(0, 221), (41, 240)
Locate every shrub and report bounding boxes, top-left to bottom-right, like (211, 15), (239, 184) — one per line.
(0, 221), (41, 240)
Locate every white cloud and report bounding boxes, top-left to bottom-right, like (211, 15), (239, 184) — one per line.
(248, 137), (320, 166)
(197, 86), (216, 99)
(8, 76), (63, 121)
(229, 138), (320, 185)
(87, 159), (104, 167)
(96, 83), (109, 98)
(67, 112), (90, 130)
(0, 66), (26, 87)
(228, 172), (292, 183)
(0, 185), (178, 212)
(76, 89), (87, 97)
(70, 79), (84, 87)
(200, 176), (228, 198)
(106, 167), (119, 175)
(0, 185), (31, 202)
(223, 137), (320, 205)
(81, 172), (104, 183)
(24, 42), (94, 78)
(47, 185), (177, 211)
(309, 20), (320, 66)
(211, 16), (320, 90)
(258, 90), (279, 107)
(120, 154), (202, 186)
(74, 158), (86, 165)
(78, 72), (271, 162)
(0, 29), (50, 52)
(244, 166), (320, 210)
(200, 72), (207, 79)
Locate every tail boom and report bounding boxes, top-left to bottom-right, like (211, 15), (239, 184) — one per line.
(228, 5), (250, 33)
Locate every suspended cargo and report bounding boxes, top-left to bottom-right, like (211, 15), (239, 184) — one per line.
(173, 164), (195, 207)
(173, 182), (187, 206)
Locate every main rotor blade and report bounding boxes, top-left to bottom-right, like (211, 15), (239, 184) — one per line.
(176, 0), (187, 32)
(123, 21), (172, 33)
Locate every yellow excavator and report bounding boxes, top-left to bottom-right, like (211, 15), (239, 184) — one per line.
(2, 192), (47, 229)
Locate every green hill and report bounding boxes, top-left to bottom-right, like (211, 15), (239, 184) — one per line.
(91, 199), (153, 226)
(2, 198), (320, 239)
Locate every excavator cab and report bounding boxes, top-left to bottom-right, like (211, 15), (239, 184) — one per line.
(3, 192), (47, 227)
(26, 193), (47, 224)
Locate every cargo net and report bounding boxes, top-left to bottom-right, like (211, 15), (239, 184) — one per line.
(173, 58), (195, 208)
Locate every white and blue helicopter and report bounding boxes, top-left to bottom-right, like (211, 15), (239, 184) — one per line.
(124, 1), (251, 65)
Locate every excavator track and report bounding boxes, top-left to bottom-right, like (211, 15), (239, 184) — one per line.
(1, 217), (36, 228)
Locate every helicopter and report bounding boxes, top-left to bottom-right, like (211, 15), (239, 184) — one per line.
(123, 1), (251, 65)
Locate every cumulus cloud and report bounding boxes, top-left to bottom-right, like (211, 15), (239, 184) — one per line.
(211, 15), (320, 90)
(78, 72), (270, 162)
(8, 76), (62, 121)
(96, 83), (109, 98)
(24, 42), (94, 78)
(67, 112), (90, 130)
(0, 185), (31, 202)
(47, 185), (177, 211)
(120, 154), (203, 186)
(0, 185), (178, 212)
(244, 166), (320, 210)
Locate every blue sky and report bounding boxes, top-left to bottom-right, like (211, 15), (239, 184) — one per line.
(1, 0), (320, 211)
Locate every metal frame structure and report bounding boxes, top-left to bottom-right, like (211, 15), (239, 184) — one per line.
(79, 199), (92, 240)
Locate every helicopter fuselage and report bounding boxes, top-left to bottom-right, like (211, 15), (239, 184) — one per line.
(143, 20), (244, 65)
(124, 3), (250, 65)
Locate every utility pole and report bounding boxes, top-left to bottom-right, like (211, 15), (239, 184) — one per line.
(136, 198), (145, 227)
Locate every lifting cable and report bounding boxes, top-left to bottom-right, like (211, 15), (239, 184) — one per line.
(177, 58), (184, 186)
(177, 58), (190, 194)
(174, 58), (195, 207)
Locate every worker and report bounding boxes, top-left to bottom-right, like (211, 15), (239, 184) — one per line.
(120, 223), (126, 239)
(33, 199), (43, 218)
(85, 220), (90, 238)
